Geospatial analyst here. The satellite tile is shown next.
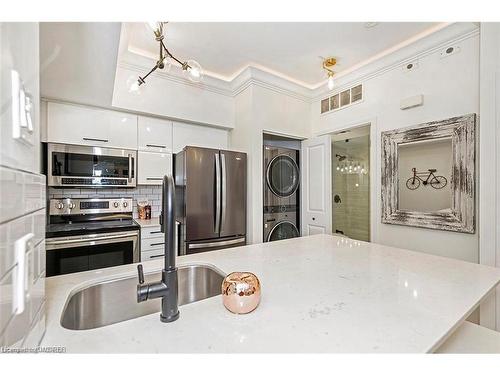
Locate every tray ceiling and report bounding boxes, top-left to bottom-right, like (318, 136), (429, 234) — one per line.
(127, 22), (441, 88)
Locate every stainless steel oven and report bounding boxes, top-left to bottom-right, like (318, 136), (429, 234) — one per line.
(45, 230), (139, 277)
(45, 198), (140, 277)
(47, 143), (137, 187)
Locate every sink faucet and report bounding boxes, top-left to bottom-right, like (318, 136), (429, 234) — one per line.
(136, 175), (180, 322)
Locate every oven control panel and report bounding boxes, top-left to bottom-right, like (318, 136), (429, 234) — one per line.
(49, 198), (133, 216)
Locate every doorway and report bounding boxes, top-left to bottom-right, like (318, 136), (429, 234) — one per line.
(331, 125), (370, 241)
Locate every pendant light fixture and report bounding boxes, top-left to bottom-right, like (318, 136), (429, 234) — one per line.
(131, 22), (204, 91)
(323, 57), (337, 90)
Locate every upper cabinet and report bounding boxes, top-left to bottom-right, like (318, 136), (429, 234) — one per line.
(137, 116), (173, 153)
(45, 102), (230, 155)
(46, 102), (137, 149)
(172, 121), (229, 153)
(137, 151), (172, 185)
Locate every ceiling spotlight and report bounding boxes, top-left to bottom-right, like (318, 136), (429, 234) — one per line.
(131, 22), (204, 91)
(323, 57), (336, 90)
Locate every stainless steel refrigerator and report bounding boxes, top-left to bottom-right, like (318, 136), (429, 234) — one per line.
(175, 146), (247, 255)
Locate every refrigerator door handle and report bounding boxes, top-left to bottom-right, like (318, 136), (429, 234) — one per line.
(215, 153), (221, 234)
(188, 237), (246, 250)
(220, 153), (227, 234)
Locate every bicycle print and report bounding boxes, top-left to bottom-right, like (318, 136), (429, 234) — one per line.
(406, 167), (447, 190)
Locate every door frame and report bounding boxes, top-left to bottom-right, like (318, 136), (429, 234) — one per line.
(316, 117), (378, 242)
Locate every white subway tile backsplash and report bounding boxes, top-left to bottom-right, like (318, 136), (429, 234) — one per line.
(0, 168), (46, 347)
(0, 267), (15, 338)
(32, 211), (45, 248)
(48, 185), (163, 218)
(0, 166), (25, 223)
(24, 174), (45, 213)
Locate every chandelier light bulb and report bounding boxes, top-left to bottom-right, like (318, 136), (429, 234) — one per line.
(126, 75), (143, 96)
(147, 22), (161, 32)
(327, 75), (334, 90)
(162, 56), (172, 73)
(183, 59), (203, 83)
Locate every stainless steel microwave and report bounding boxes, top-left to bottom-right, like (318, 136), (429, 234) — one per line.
(47, 143), (137, 187)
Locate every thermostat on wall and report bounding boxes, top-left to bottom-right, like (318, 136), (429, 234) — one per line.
(400, 94), (424, 110)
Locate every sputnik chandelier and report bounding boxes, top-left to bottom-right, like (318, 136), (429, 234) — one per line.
(130, 22), (203, 92)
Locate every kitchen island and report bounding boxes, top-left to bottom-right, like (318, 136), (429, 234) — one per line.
(42, 234), (500, 353)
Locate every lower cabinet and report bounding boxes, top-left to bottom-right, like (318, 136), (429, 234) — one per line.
(140, 222), (179, 261)
(140, 224), (164, 261)
(137, 151), (173, 185)
(142, 248), (165, 261)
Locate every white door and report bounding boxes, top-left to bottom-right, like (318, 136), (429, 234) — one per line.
(301, 135), (332, 236)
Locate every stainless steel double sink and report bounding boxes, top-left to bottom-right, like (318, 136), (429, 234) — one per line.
(61, 264), (225, 330)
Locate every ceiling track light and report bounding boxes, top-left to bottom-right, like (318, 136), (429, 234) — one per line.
(130, 22), (204, 92)
(323, 57), (336, 90)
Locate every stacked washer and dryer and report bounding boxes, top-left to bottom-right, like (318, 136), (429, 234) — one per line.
(263, 145), (301, 242)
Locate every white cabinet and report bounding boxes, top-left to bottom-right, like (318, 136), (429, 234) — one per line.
(140, 224), (164, 261)
(139, 222), (179, 261)
(138, 116), (173, 153)
(137, 151), (172, 185)
(172, 121), (229, 153)
(46, 102), (137, 149)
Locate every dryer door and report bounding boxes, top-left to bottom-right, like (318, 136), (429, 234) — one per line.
(266, 154), (300, 197)
(267, 221), (300, 242)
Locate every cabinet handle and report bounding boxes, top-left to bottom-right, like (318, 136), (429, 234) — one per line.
(146, 177), (163, 180)
(146, 144), (166, 149)
(82, 137), (109, 143)
(150, 231), (162, 234)
(150, 242), (165, 247)
(150, 254), (165, 259)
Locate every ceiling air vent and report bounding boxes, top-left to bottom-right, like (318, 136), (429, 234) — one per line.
(321, 84), (363, 114)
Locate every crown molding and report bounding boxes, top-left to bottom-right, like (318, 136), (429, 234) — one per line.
(118, 53), (313, 102)
(311, 22), (480, 101)
(115, 22), (479, 105)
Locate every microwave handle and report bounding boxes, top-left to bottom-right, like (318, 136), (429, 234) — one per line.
(128, 154), (133, 182)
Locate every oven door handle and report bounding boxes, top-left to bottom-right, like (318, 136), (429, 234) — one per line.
(46, 232), (138, 251)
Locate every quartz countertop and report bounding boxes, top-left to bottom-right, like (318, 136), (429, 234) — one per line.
(42, 234), (500, 353)
(134, 217), (160, 227)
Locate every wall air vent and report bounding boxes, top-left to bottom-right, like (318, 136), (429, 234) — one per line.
(320, 84), (363, 114)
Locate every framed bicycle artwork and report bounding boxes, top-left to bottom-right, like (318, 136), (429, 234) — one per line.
(381, 114), (476, 233)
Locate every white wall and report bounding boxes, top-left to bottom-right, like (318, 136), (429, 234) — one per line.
(231, 84), (310, 244)
(252, 85), (311, 139)
(40, 23), (121, 108)
(311, 30), (480, 263)
(479, 23), (500, 330)
(231, 86), (259, 243)
(113, 64), (235, 129)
